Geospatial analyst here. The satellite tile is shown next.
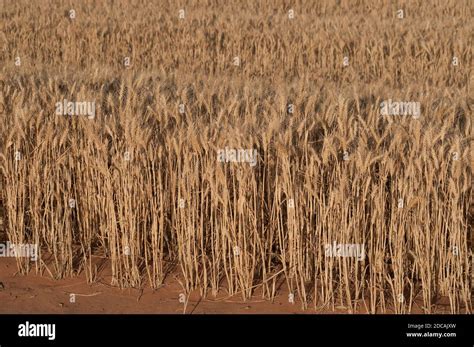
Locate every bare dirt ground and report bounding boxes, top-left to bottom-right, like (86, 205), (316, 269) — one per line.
(0, 257), (458, 314)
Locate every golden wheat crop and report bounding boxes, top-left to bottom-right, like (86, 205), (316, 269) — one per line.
(0, 0), (472, 313)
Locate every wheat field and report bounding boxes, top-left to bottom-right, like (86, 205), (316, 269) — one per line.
(0, 0), (472, 313)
